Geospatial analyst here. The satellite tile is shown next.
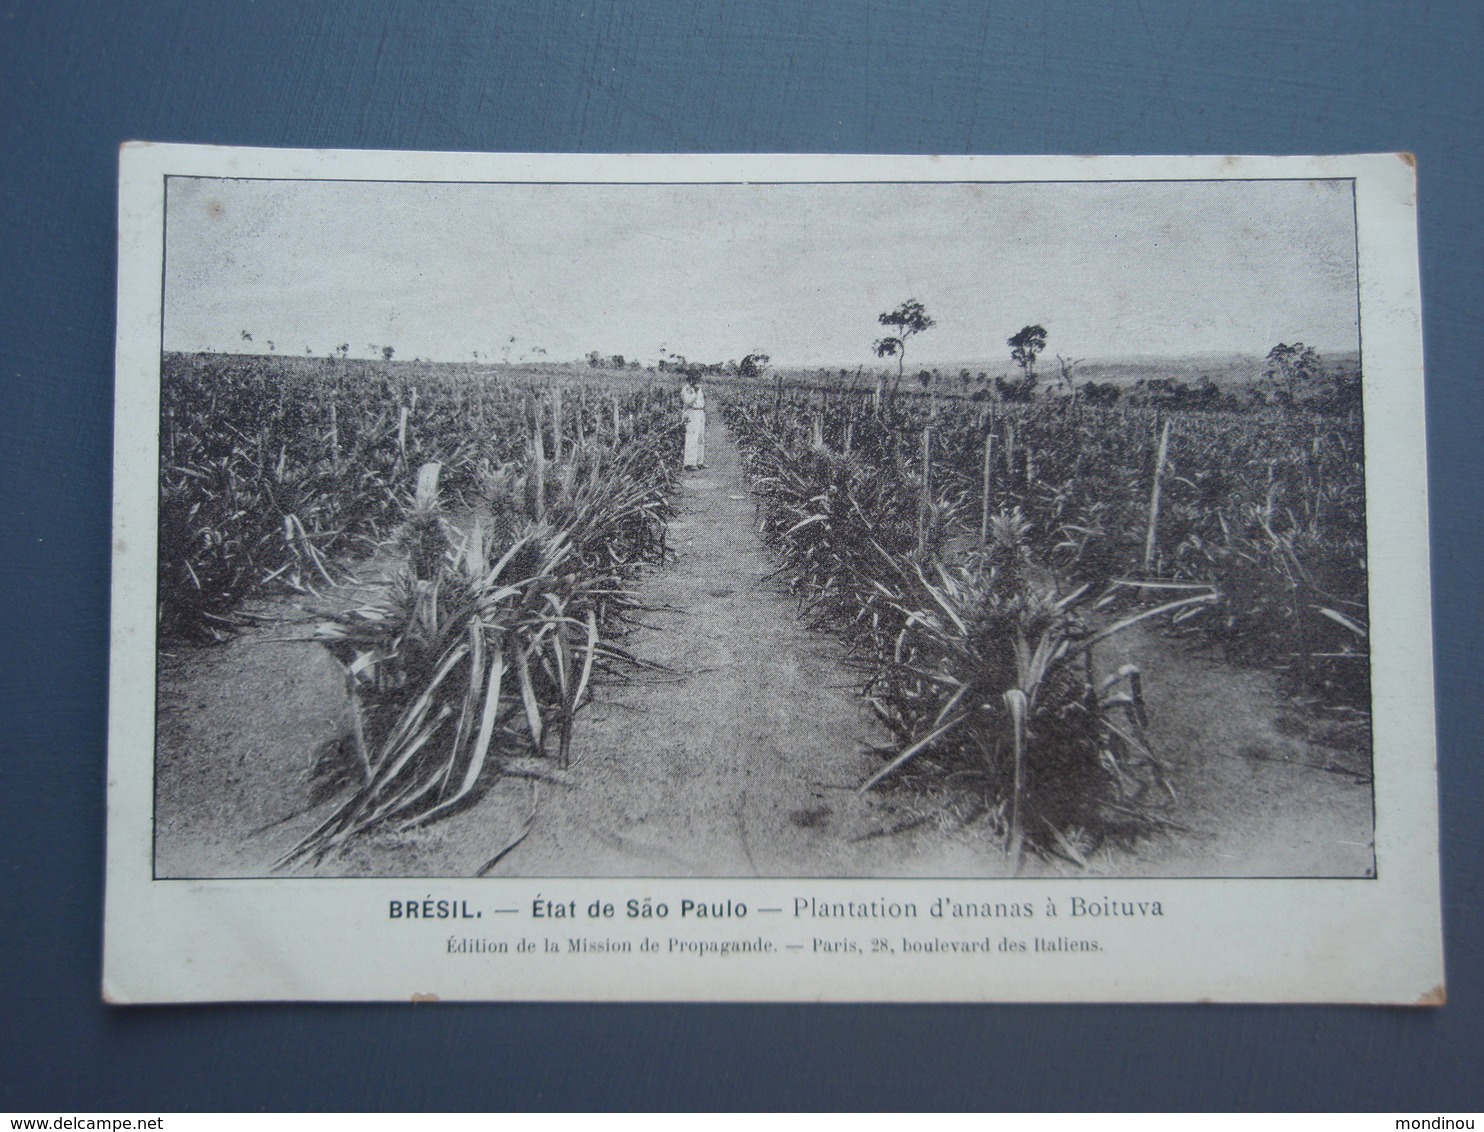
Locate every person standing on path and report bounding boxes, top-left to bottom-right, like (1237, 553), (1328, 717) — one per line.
(681, 373), (706, 470)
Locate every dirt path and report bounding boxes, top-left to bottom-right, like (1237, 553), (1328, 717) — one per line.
(153, 425), (998, 879)
(455, 424), (1000, 877)
(154, 423), (1374, 880)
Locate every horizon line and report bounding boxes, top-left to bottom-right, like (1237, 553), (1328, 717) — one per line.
(164, 344), (1363, 369)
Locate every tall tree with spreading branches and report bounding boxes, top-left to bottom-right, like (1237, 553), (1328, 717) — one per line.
(1008, 324), (1047, 380)
(873, 299), (935, 408)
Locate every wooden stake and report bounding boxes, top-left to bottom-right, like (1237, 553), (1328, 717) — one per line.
(1311, 430), (1324, 538)
(328, 399), (338, 470)
(552, 386), (563, 465)
(532, 403), (546, 522)
(611, 394), (621, 446)
(1142, 417), (1172, 573)
(918, 426), (931, 555)
(1005, 689), (1027, 873)
(980, 430), (996, 547)
(414, 461), (442, 509)
(844, 419), (853, 456)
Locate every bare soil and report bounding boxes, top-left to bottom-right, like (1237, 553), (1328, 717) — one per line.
(154, 425), (1374, 879)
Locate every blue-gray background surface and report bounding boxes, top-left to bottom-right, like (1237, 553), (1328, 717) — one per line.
(1, 0), (1479, 1112)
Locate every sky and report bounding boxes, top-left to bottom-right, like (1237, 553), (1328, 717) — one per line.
(163, 176), (1360, 367)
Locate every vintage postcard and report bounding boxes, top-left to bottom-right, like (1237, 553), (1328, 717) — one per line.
(104, 146), (1442, 1002)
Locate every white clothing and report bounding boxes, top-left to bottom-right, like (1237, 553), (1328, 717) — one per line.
(682, 385), (706, 468)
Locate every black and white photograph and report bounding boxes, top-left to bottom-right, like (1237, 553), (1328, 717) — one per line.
(105, 147), (1440, 1003)
(148, 168), (1376, 881)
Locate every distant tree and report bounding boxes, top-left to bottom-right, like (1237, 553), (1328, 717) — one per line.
(266, 340), (275, 352)
(1008, 325), (1047, 380)
(873, 299), (935, 407)
(1261, 342), (1323, 405)
(1144, 378), (1180, 408)
(587, 351), (603, 368)
(240, 330), (252, 343)
(1134, 376), (1224, 411)
(740, 352), (771, 379)
(336, 343), (350, 361)
(382, 345), (395, 362)
(609, 354), (626, 368)
(1082, 381), (1121, 407)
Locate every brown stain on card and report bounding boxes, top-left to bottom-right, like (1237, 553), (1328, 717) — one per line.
(1415, 984), (1445, 1006)
(411, 991), (440, 1003)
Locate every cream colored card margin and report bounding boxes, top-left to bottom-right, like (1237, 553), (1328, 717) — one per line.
(104, 147), (1442, 1004)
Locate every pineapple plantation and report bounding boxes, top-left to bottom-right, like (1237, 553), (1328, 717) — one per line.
(155, 353), (684, 874)
(727, 379), (1373, 869)
(154, 354), (1375, 879)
